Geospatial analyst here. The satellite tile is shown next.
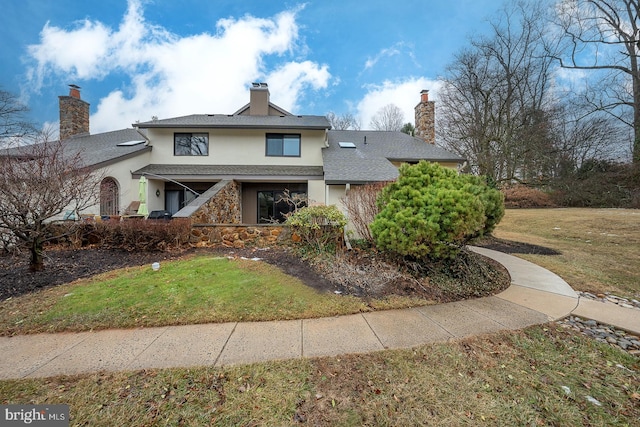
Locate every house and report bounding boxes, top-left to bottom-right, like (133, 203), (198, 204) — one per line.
(35, 84), (465, 226)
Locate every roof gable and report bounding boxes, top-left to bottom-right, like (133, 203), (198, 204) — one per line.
(232, 101), (292, 117)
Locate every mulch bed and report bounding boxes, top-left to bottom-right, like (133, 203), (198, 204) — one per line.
(475, 236), (561, 255)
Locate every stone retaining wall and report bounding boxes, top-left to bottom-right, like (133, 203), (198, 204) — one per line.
(191, 224), (287, 248)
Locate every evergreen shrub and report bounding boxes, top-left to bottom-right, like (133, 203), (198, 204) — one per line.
(370, 161), (504, 259)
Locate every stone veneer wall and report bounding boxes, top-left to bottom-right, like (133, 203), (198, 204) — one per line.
(191, 225), (286, 248)
(415, 99), (435, 144)
(188, 180), (242, 224)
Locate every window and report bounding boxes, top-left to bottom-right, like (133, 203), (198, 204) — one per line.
(100, 177), (119, 216)
(266, 134), (301, 157)
(174, 133), (208, 156)
(165, 189), (199, 215)
(257, 190), (307, 223)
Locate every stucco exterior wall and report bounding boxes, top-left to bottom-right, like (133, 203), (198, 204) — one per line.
(80, 151), (152, 217)
(307, 179), (326, 205)
(326, 184), (348, 211)
(145, 128), (326, 166)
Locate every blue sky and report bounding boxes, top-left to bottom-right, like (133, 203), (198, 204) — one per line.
(2, 0), (503, 135)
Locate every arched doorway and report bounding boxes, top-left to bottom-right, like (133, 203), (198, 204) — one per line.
(100, 177), (120, 216)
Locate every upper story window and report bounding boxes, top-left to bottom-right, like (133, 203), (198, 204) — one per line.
(266, 133), (301, 157)
(174, 133), (209, 156)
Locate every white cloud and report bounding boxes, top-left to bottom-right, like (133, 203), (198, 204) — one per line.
(266, 61), (331, 112)
(25, 0), (330, 132)
(364, 46), (401, 71)
(356, 78), (442, 129)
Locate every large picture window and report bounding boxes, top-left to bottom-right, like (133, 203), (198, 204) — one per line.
(257, 190), (306, 223)
(266, 134), (301, 157)
(174, 133), (209, 156)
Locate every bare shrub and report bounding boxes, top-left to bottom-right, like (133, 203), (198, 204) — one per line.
(501, 185), (556, 208)
(341, 182), (389, 242)
(314, 252), (408, 297)
(50, 219), (192, 252)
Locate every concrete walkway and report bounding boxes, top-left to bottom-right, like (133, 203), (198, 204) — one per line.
(0, 248), (637, 380)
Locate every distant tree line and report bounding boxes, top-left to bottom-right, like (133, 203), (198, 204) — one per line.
(436, 0), (639, 207)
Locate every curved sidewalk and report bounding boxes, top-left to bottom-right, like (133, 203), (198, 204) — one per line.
(0, 248), (637, 380)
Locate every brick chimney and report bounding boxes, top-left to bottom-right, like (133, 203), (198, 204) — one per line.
(59, 84), (89, 140)
(249, 82), (270, 116)
(414, 89), (435, 144)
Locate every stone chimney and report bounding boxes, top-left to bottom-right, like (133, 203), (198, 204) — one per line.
(414, 89), (435, 144)
(59, 84), (89, 140)
(249, 82), (270, 116)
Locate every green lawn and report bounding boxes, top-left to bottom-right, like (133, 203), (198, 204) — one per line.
(0, 255), (426, 336)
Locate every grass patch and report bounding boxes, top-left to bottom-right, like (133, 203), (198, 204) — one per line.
(492, 208), (640, 297)
(1, 325), (637, 425)
(0, 255), (381, 335)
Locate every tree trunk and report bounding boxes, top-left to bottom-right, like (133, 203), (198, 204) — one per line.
(29, 238), (44, 272)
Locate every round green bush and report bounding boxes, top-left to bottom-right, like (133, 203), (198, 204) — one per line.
(371, 161), (503, 259)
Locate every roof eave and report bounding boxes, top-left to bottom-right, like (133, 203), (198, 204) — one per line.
(133, 123), (329, 130)
(388, 157), (466, 163)
(88, 146), (153, 169)
(325, 179), (393, 185)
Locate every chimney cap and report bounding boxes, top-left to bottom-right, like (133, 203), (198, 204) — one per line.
(251, 82), (268, 88)
(68, 84), (82, 99)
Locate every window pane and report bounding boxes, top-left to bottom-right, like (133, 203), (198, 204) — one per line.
(175, 134), (192, 156)
(191, 133), (208, 155)
(266, 136), (282, 156)
(258, 191), (275, 223)
(174, 133), (208, 156)
(283, 135), (300, 156)
(166, 191), (181, 214)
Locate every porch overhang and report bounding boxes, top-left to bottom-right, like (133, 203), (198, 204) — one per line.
(132, 164), (324, 182)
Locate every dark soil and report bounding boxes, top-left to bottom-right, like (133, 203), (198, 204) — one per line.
(0, 237), (558, 302)
(474, 236), (561, 255)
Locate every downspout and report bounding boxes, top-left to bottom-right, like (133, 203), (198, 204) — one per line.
(135, 129), (151, 146)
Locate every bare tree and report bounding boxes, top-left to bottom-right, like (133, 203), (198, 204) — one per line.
(0, 89), (37, 147)
(0, 139), (103, 270)
(326, 111), (361, 130)
(438, 1), (559, 183)
(369, 104), (405, 131)
(552, 0), (640, 163)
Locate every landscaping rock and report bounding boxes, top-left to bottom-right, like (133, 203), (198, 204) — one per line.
(558, 315), (640, 357)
